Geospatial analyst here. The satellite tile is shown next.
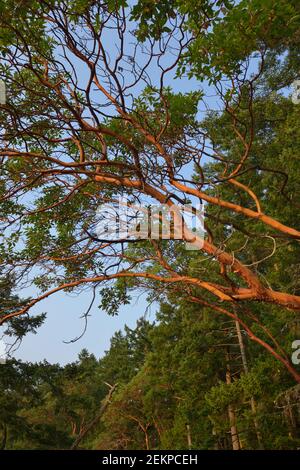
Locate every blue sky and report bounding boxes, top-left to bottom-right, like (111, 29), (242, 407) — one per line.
(2, 4), (291, 366)
(11, 80), (216, 366)
(13, 288), (157, 364)
(7, 12), (220, 365)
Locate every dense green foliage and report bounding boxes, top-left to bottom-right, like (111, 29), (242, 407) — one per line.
(1, 310), (299, 450)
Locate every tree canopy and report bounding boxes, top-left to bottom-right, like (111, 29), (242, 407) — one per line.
(0, 0), (300, 448)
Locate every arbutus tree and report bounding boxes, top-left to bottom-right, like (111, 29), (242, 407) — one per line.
(0, 1), (300, 380)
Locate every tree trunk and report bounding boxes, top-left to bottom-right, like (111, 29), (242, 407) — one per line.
(71, 383), (117, 450)
(226, 352), (241, 450)
(186, 423), (192, 450)
(144, 427), (150, 451)
(235, 320), (264, 449)
(0, 423), (7, 450)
